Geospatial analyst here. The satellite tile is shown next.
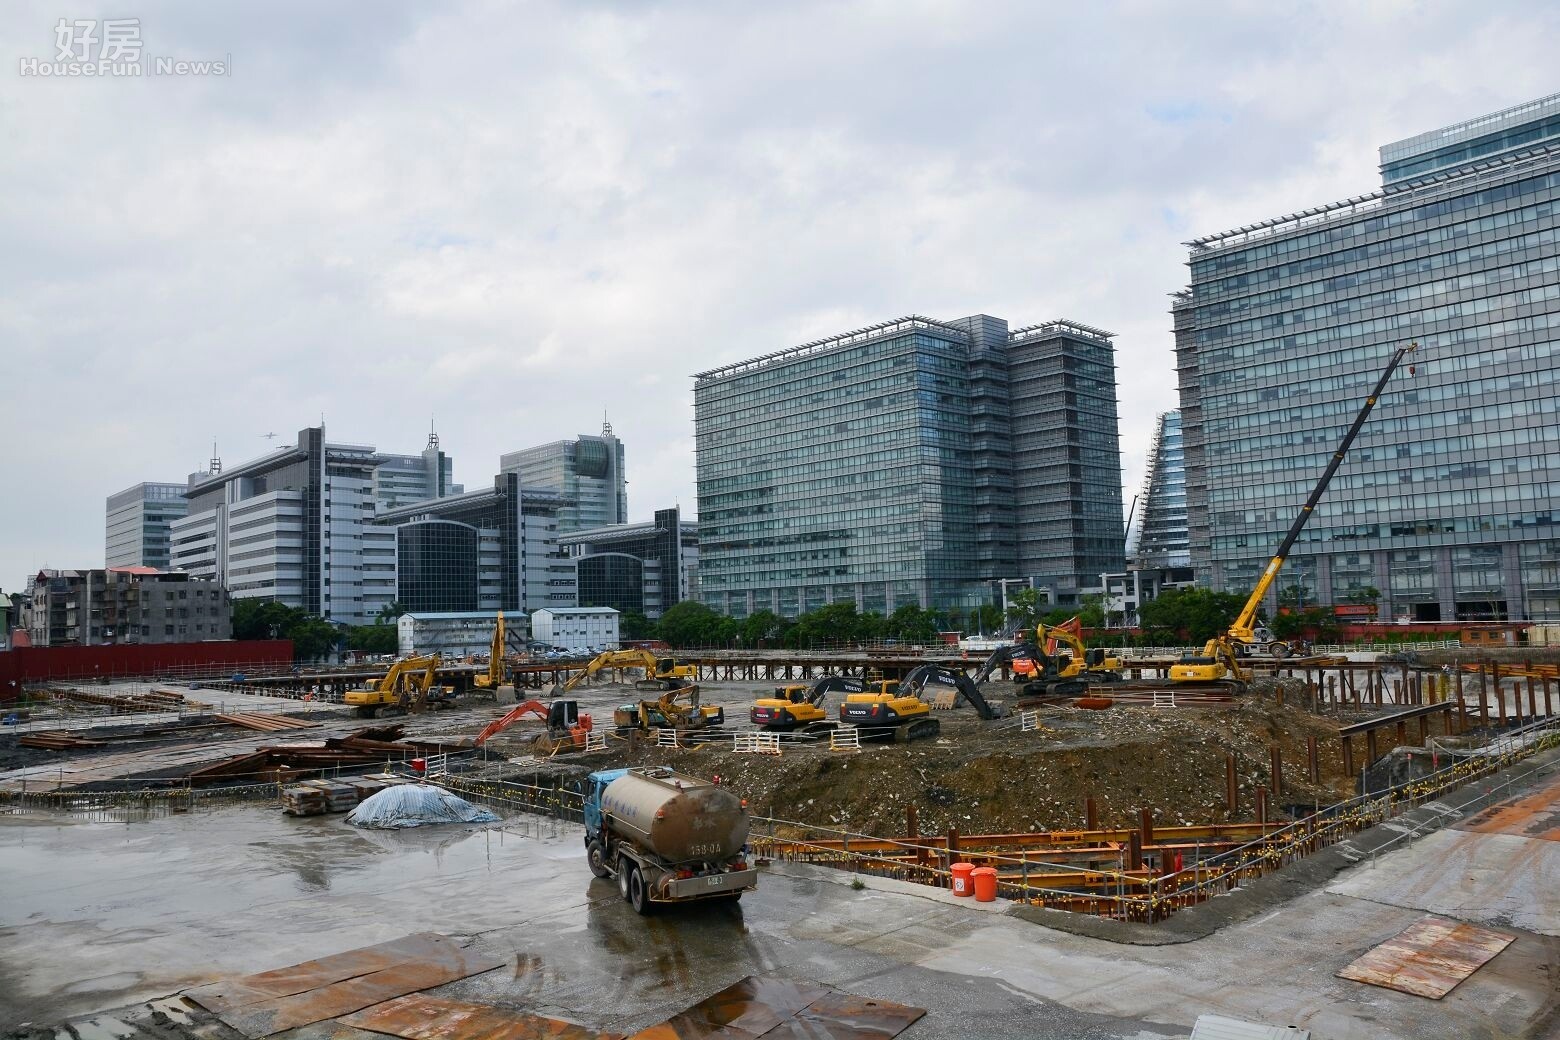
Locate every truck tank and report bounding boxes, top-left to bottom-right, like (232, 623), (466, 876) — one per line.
(600, 767), (749, 864)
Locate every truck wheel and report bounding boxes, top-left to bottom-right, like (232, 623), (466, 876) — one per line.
(587, 841), (611, 879)
(617, 857), (633, 900)
(627, 866), (651, 915)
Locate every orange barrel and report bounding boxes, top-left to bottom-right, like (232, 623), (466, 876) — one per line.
(950, 862), (976, 896)
(410, 758), (426, 773)
(971, 866), (998, 902)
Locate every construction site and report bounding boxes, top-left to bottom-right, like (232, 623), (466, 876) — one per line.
(3, 336), (1559, 1038)
(1, 633), (1557, 1039)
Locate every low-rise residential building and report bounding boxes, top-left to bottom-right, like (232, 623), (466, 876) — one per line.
(24, 568), (230, 646)
(396, 611), (523, 658)
(530, 606), (619, 650)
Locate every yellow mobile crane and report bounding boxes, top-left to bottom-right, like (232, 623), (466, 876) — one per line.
(1171, 343), (1416, 692)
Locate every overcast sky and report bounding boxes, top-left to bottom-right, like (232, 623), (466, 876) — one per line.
(3, 1), (1557, 594)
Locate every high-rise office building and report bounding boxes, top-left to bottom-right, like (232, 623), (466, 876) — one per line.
(693, 314), (1125, 616)
(169, 427), (458, 625)
(105, 482), (187, 569)
(374, 473), (575, 614)
(560, 506), (699, 619)
(1175, 94), (1560, 621)
(500, 424), (626, 534)
(1131, 410), (1191, 575)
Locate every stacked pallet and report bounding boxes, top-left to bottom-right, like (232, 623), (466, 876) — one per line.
(214, 713), (321, 733)
(50, 687), (212, 713)
(282, 779), (362, 815)
(18, 732), (107, 750)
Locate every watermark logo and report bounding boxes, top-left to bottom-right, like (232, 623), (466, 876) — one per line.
(19, 18), (229, 77)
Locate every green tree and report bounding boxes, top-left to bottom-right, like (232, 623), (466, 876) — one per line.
(346, 625), (397, 655)
(1272, 606), (1340, 643)
(790, 602), (864, 648)
(288, 615), (340, 662)
(886, 604), (939, 644)
(970, 604), (1004, 633)
(618, 610), (655, 641)
(1077, 593), (1106, 630)
(1005, 587), (1041, 630)
(739, 609), (787, 648)
(1277, 583), (1311, 608)
(1138, 587), (1248, 644)
(657, 600), (725, 648)
(375, 600), (406, 625)
(232, 599), (302, 641)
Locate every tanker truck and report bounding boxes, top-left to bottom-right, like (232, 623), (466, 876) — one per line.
(583, 766), (757, 914)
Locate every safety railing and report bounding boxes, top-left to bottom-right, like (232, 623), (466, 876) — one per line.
(750, 713), (1560, 924)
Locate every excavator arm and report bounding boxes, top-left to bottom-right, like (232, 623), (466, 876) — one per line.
(903, 664), (1004, 721)
(556, 648), (661, 694)
(973, 645), (1032, 685)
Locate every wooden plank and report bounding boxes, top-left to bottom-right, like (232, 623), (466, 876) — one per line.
(341, 994), (623, 1040)
(1336, 917), (1514, 999)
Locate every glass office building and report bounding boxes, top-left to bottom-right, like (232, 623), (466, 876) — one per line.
(105, 482), (187, 570)
(694, 315), (1124, 616)
(560, 507), (699, 619)
(1132, 410), (1191, 575)
(1176, 94), (1560, 621)
(500, 424), (627, 534)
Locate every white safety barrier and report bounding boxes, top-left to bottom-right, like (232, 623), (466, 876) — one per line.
(656, 728), (680, 749)
(1019, 711), (1041, 732)
(423, 752), (448, 777)
(733, 732), (782, 755)
(830, 725), (861, 753)
(1152, 691), (1177, 708)
(584, 730), (607, 753)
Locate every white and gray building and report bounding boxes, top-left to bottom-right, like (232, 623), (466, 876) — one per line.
(169, 427), (457, 626)
(105, 482), (188, 570)
(559, 506), (698, 620)
(530, 606), (619, 650)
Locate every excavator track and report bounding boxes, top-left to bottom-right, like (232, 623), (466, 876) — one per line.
(894, 717), (941, 743)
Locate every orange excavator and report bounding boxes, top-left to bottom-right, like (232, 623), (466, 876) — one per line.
(474, 699), (593, 755)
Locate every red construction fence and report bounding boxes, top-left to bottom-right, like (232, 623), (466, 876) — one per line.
(0, 640), (294, 702)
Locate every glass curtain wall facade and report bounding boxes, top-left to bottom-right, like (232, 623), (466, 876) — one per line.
(1009, 322), (1126, 601)
(396, 521), (479, 612)
(1176, 98), (1560, 621)
(559, 507), (697, 619)
(694, 315), (1126, 617)
(499, 426), (627, 534)
(105, 482), (187, 570)
(1132, 410), (1191, 573)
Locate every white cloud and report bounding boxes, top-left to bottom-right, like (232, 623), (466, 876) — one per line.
(1, 0), (1556, 591)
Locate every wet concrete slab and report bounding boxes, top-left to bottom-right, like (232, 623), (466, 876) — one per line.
(1326, 826), (1560, 937)
(3, 766), (1558, 1040)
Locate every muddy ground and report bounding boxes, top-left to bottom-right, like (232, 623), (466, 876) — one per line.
(477, 677), (1355, 837)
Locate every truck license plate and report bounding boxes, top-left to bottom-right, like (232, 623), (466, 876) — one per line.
(707, 875), (726, 886)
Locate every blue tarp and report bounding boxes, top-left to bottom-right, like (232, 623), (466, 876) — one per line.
(346, 783), (500, 829)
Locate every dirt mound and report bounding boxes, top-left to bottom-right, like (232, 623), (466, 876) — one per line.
(599, 691), (1349, 838)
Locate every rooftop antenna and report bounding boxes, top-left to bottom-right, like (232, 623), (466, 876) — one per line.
(602, 410), (614, 438)
(209, 441), (222, 475)
(427, 413), (440, 451)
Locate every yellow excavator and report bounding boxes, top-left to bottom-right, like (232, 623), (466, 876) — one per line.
(551, 648), (698, 697)
(473, 612), (509, 691)
(345, 654), (445, 718)
(613, 688), (726, 733)
(973, 621), (1123, 698)
(1171, 342), (1416, 693)
(751, 676), (886, 734)
(838, 679), (941, 742)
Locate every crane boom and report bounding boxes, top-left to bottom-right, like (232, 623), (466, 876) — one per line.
(1225, 341), (1416, 643)
(1171, 342), (1416, 688)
